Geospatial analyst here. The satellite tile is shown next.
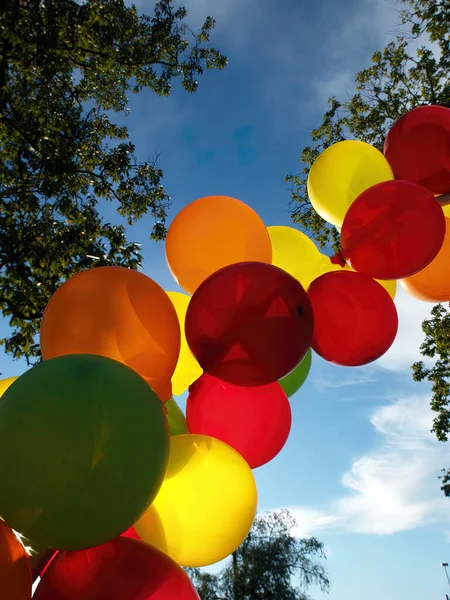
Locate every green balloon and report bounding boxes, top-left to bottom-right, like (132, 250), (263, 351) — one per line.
(279, 348), (312, 398)
(0, 355), (169, 551)
(166, 397), (188, 436)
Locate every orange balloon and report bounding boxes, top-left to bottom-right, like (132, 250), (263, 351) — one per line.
(400, 216), (450, 302)
(165, 196), (272, 295)
(40, 267), (180, 401)
(0, 519), (32, 600)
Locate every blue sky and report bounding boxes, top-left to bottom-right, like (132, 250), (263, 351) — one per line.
(8, 0), (450, 598)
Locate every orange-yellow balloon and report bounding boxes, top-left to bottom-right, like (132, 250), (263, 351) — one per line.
(400, 216), (450, 302)
(166, 196), (272, 295)
(135, 434), (258, 567)
(307, 140), (394, 228)
(167, 292), (202, 396)
(40, 267), (180, 401)
(0, 519), (32, 600)
(444, 204), (450, 218)
(0, 377), (18, 399)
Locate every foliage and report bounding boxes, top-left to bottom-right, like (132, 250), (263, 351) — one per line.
(286, 0), (450, 251)
(0, 0), (226, 363)
(287, 0), (450, 495)
(412, 303), (450, 495)
(186, 509), (330, 600)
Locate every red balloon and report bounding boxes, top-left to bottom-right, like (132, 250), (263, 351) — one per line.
(308, 271), (398, 366)
(384, 105), (450, 195)
(185, 262), (314, 386)
(186, 374), (291, 469)
(340, 180), (445, 279)
(33, 537), (200, 600)
(121, 526), (140, 540)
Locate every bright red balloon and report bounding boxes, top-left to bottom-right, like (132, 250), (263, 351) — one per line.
(0, 519), (31, 600)
(121, 526), (140, 540)
(384, 105), (450, 195)
(185, 262), (314, 386)
(308, 271), (398, 366)
(340, 180), (445, 280)
(33, 537), (200, 600)
(186, 374), (291, 468)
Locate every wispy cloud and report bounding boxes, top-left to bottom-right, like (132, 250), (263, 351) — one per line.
(313, 372), (377, 392)
(281, 394), (449, 537)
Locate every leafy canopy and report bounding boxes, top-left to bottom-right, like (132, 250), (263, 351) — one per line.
(187, 509), (330, 600)
(0, 0), (226, 363)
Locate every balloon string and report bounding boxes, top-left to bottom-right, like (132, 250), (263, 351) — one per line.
(28, 548), (57, 583)
(437, 193), (450, 207)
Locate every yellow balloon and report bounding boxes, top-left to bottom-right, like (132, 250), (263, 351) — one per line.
(135, 434), (258, 567)
(167, 291), (203, 396)
(268, 226), (337, 289)
(307, 140), (394, 228)
(0, 377), (17, 399)
(444, 204), (450, 218)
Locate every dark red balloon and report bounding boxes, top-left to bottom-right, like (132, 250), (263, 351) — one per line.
(308, 271), (398, 366)
(340, 180), (445, 279)
(33, 537), (200, 600)
(185, 262), (314, 386)
(186, 374), (291, 469)
(384, 105), (450, 194)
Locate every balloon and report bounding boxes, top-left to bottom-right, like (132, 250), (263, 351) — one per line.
(33, 537), (200, 600)
(167, 292), (202, 396)
(268, 226), (331, 289)
(135, 434), (257, 567)
(0, 355), (169, 550)
(384, 105), (450, 195)
(279, 348), (312, 398)
(400, 216), (450, 302)
(339, 264), (397, 300)
(121, 526), (140, 540)
(308, 271), (398, 366)
(340, 180), (446, 280)
(444, 204), (450, 218)
(165, 196), (272, 295)
(166, 397), (188, 436)
(0, 519), (32, 600)
(307, 140), (394, 228)
(0, 376), (17, 400)
(40, 267), (180, 401)
(186, 374), (291, 468)
(185, 262), (314, 386)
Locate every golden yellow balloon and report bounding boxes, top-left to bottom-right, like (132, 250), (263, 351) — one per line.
(0, 377), (17, 399)
(444, 204), (450, 218)
(268, 226), (323, 289)
(135, 434), (258, 567)
(167, 291), (203, 396)
(307, 140), (394, 228)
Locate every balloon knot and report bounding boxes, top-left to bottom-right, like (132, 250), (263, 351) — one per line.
(330, 250), (346, 267)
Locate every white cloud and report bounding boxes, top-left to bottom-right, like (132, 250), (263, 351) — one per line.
(284, 394), (449, 537)
(376, 286), (436, 372)
(313, 371), (377, 391)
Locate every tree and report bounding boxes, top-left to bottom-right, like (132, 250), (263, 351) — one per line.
(186, 510), (330, 600)
(0, 0), (226, 363)
(286, 0), (450, 495)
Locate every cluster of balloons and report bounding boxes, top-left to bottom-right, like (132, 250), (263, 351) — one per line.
(1, 104), (449, 599)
